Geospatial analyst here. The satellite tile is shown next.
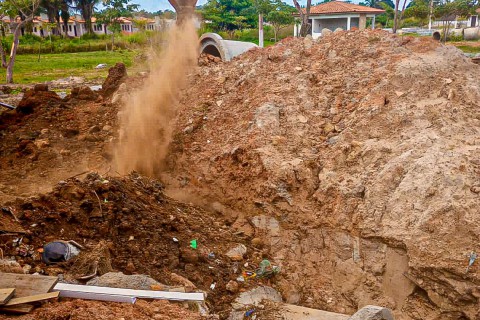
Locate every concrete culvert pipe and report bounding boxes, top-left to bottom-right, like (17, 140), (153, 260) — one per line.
(199, 33), (257, 62)
(432, 31), (441, 41)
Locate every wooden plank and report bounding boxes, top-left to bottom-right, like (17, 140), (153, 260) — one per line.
(0, 288), (15, 305)
(54, 283), (205, 302)
(0, 304), (34, 314)
(0, 273), (58, 297)
(3, 292), (59, 306)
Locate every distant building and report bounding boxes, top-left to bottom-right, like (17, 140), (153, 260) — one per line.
(293, 1), (385, 39)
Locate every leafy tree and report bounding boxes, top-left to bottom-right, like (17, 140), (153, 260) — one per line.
(95, 0), (138, 47)
(434, 0), (471, 42)
(0, 0), (40, 83)
(74, 0), (99, 33)
(266, 0), (294, 41)
(201, 0), (257, 32)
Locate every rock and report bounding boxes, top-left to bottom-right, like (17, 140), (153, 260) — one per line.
(180, 248), (199, 263)
(216, 100), (223, 107)
(102, 125), (113, 132)
(85, 134), (98, 142)
(170, 272), (196, 290)
(87, 272), (163, 290)
(226, 244), (247, 261)
(334, 27), (343, 32)
(226, 280), (239, 293)
(125, 261), (136, 273)
(251, 237), (263, 248)
(324, 122), (335, 134)
(0, 259), (24, 273)
(183, 125), (194, 134)
(255, 102), (280, 129)
(444, 78), (453, 84)
(89, 125), (101, 133)
(232, 286), (282, 309)
(348, 305), (394, 320)
(295, 67), (303, 72)
(470, 185), (480, 193)
(322, 28), (333, 36)
(395, 91), (405, 97)
(34, 139), (50, 148)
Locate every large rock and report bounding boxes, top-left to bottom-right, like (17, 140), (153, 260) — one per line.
(348, 306), (394, 320)
(87, 272), (162, 290)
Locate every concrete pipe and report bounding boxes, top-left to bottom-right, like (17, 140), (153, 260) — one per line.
(432, 31), (441, 41)
(199, 33), (257, 62)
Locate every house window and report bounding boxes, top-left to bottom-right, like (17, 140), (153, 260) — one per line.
(62, 25), (65, 31)
(68, 25), (72, 32)
(34, 27), (37, 32)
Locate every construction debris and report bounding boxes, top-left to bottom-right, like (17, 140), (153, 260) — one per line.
(0, 273), (59, 314)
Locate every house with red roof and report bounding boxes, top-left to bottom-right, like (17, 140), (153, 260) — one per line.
(294, 1), (385, 39)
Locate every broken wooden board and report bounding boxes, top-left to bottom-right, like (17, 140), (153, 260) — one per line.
(0, 273), (58, 313)
(0, 304), (34, 314)
(54, 283), (205, 302)
(3, 292), (59, 306)
(0, 288), (15, 305)
(0, 273), (58, 297)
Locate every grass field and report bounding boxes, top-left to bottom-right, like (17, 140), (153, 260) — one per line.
(4, 50), (139, 84)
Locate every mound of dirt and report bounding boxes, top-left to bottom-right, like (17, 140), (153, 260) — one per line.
(166, 30), (480, 319)
(0, 299), (201, 320)
(16, 85), (64, 114)
(0, 172), (278, 316)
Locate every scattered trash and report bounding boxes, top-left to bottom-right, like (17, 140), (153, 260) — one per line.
(209, 282), (216, 290)
(42, 240), (82, 264)
(190, 239), (197, 249)
(256, 259), (280, 278)
(245, 309), (255, 317)
(236, 276), (245, 282)
(172, 237), (179, 243)
(95, 63), (108, 69)
(208, 252), (215, 259)
(466, 251), (477, 273)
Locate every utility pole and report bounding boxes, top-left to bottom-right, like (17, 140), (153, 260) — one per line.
(259, 14), (264, 48)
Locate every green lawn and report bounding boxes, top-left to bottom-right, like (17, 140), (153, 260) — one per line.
(5, 50), (139, 84)
(454, 45), (480, 54)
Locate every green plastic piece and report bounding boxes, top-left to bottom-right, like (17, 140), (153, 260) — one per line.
(190, 239), (197, 249)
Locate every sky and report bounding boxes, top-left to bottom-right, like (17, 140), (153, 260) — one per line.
(135, 0), (364, 13)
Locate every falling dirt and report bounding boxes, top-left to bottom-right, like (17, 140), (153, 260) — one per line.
(114, 20), (198, 176)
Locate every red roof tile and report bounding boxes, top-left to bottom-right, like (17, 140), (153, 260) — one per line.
(301, 1), (385, 15)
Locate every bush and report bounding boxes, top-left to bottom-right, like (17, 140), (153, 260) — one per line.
(18, 33), (43, 45)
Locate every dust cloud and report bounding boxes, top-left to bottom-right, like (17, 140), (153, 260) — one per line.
(114, 20), (198, 176)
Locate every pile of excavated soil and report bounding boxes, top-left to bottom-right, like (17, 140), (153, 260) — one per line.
(0, 299), (201, 320)
(0, 172), (278, 316)
(165, 30), (480, 319)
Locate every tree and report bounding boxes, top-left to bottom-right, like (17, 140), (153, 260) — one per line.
(434, 0), (471, 42)
(0, 0), (40, 83)
(292, 0), (312, 37)
(95, 0), (138, 47)
(201, 0), (256, 32)
(74, 0), (99, 33)
(133, 17), (147, 31)
(266, 0), (294, 42)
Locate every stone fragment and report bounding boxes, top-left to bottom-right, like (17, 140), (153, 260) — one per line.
(348, 305), (394, 320)
(226, 244), (247, 261)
